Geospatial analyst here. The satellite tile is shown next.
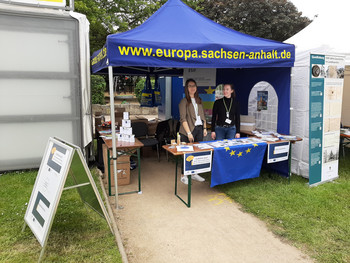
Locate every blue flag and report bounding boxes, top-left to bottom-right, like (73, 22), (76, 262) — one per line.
(209, 141), (267, 187)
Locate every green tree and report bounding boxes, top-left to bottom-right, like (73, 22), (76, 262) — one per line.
(91, 75), (106, 104)
(75, 0), (204, 53)
(74, 0), (110, 54)
(200, 0), (311, 41)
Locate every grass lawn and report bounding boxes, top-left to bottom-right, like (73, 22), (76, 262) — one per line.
(218, 147), (350, 263)
(0, 169), (122, 263)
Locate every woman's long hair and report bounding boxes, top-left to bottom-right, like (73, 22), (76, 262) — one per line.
(224, 83), (236, 99)
(184, 78), (202, 104)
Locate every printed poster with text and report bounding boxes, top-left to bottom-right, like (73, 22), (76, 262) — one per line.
(24, 139), (73, 246)
(309, 54), (344, 186)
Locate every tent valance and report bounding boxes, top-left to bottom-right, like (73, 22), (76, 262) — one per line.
(91, 0), (295, 74)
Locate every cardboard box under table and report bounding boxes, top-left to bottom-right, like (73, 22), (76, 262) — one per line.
(102, 143), (130, 186)
(102, 137), (144, 196)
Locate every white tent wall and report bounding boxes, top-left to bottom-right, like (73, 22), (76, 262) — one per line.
(341, 66), (350, 126)
(290, 60), (310, 177)
(69, 12), (93, 148)
(286, 3), (350, 177)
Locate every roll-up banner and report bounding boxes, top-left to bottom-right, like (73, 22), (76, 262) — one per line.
(309, 54), (345, 186)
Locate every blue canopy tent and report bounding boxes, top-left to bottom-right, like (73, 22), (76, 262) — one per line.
(92, 0), (294, 73)
(91, 0), (295, 204)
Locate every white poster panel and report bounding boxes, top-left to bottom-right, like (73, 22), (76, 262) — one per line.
(24, 138), (73, 246)
(183, 68), (216, 87)
(184, 151), (212, 176)
(321, 55), (344, 183)
(309, 54), (345, 186)
(267, 141), (290, 163)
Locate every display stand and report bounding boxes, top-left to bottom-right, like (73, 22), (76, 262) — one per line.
(23, 137), (113, 263)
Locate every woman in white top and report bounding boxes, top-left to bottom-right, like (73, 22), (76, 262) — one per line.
(178, 78), (207, 184)
(179, 79), (207, 142)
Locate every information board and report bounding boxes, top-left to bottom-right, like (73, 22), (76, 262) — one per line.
(309, 54), (344, 186)
(267, 141), (290, 163)
(24, 138), (73, 246)
(183, 68), (216, 87)
(184, 151), (212, 176)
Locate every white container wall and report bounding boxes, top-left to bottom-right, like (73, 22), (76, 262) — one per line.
(0, 6), (84, 171)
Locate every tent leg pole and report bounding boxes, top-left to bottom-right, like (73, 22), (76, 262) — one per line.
(108, 65), (119, 209)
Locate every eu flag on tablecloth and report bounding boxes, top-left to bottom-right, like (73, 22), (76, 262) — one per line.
(209, 141), (267, 187)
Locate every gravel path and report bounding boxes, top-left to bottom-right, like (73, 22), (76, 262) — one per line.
(107, 155), (313, 263)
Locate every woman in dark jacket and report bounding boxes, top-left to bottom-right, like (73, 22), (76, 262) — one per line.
(211, 84), (240, 140)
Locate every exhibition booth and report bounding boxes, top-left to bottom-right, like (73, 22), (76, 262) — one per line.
(91, 0), (296, 201)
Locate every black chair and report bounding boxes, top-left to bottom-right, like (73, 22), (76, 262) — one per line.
(168, 118), (180, 140)
(155, 120), (170, 145)
(154, 119), (181, 160)
(131, 122), (160, 161)
(155, 120), (171, 159)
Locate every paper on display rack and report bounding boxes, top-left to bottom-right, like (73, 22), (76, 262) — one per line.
(249, 137), (265, 142)
(341, 129), (350, 135)
(261, 137), (279, 142)
(278, 135), (297, 140)
(194, 143), (213, 149)
(100, 133), (120, 139)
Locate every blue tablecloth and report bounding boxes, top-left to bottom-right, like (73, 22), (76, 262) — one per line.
(205, 140), (267, 187)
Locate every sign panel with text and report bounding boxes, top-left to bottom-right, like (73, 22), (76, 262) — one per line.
(267, 141), (290, 163)
(309, 54), (344, 186)
(184, 151), (212, 176)
(24, 138), (73, 246)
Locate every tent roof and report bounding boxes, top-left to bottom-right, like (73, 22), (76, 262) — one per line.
(91, 0), (294, 74)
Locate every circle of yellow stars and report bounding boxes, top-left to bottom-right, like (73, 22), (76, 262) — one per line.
(224, 143), (259, 158)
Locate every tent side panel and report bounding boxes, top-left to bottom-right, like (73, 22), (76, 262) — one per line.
(290, 65), (310, 177)
(341, 65), (350, 126)
(216, 67), (291, 134)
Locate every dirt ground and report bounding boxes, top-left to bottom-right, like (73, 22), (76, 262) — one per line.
(106, 152), (313, 263)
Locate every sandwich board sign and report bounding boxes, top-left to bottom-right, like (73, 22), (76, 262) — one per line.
(23, 137), (113, 262)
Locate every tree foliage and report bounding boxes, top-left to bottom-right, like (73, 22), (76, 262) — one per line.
(75, 0), (310, 53)
(75, 0), (204, 53)
(200, 0), (311, 41)
(91, 75), (106, 104)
